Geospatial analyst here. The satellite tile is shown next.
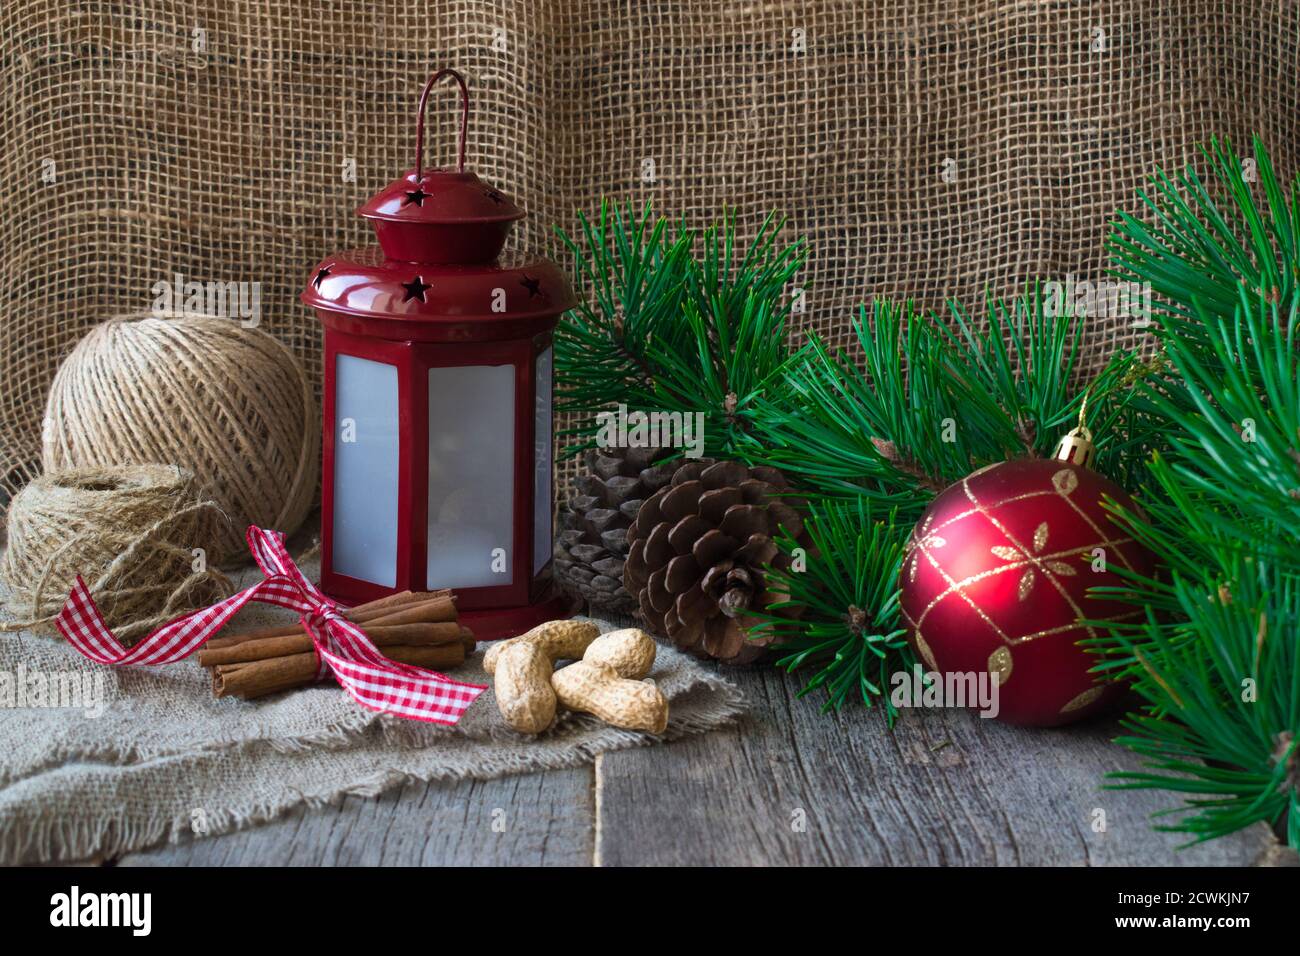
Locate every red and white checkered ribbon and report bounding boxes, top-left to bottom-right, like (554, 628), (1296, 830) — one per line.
(55, 526), (486, 724)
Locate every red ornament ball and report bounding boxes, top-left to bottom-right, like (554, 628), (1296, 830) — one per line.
(899, 457), (1154, 727)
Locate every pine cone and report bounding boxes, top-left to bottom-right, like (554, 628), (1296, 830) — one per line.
(553, 446), (679, 614)
(625, 460), (803, 664)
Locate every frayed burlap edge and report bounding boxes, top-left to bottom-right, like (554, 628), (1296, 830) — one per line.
(0, 656), (745, 864)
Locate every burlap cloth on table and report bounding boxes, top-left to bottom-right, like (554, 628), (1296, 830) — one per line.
(0, 556), (745, 864)
(3, 2), (1299, 500)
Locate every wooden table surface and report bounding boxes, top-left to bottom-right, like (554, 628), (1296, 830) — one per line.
(112, 665), (1288, 867)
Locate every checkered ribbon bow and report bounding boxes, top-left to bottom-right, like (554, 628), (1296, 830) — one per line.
(55, 526), (486, 724)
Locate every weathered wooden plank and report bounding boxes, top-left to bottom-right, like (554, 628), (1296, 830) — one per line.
(117, 768), (594, 867)
(113, 664), (1290, 867)
(596, 666), (1284, 866)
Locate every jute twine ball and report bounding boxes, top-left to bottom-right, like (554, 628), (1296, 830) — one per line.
(0, 465), (234, 644)
(42, 312), (318, 562)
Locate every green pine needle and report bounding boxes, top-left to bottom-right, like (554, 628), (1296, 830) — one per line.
(749, 498), (915, 721)
(741, 284), (1134, 507)
(1092, 135), (1300, 850)
(1108, 135), (1299, 331)
(554, 200), (807, 460)
(1102, 561), (1299, 848)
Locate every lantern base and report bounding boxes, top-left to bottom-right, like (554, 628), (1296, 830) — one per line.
(458, 589), (580, 643)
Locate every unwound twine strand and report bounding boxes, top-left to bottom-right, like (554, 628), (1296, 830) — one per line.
(41, 311), (318, 562)
(0, 465), (234, 644)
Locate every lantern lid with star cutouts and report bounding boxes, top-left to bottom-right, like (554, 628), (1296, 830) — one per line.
(302, 67), (574, 343)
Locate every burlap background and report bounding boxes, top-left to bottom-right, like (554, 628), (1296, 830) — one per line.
(3, 1), (1298, 504)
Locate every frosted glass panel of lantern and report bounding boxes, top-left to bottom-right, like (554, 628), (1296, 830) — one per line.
(427, 365), (515, 589)
(332, 355), (399, 587)
(533, 346), (553, 575)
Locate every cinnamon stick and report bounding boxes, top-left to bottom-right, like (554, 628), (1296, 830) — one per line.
(350, 590), (451, 624)
(347, 589), (420, 616)
(198, 621), (470, 668)
(212, 641), (466, 700)
(361, 594), (457, 628)
(204, 590), (452, 650)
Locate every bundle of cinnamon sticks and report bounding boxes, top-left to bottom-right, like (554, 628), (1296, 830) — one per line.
(201, 589), (474, 700)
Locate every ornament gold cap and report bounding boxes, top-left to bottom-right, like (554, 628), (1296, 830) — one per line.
(1053, 425), (1096, 469)
(1054, 388), (1099, 469)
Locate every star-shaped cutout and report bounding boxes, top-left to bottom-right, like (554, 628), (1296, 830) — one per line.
(520, 275), (542, 298)
(484, 188), (504, 205)
(313, 267), (332, 290)
(401, 275), (432, 303)
(403, 186), (429, 207)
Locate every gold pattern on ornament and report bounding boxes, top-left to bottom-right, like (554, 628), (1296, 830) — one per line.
(988, 646), (1013, 685)
(988, 520), (1078, 602)
(1060, 686), (1105, 713)
(1052, 468), (1079, 495)
(908, 531), (946, 583)
(1055, 483), (1140, 576)
(1033, 521), (1049, 552)
(908, 472), (1143, 651)
(963, 477), (1096, 632)
(925, 535), (945, 549)
(913, 630), (937, 669)
(907, 477), (1065, 648)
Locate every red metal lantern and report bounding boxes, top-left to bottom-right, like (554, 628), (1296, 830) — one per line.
(302, 68), (576, 640)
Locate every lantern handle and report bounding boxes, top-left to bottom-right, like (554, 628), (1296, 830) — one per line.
(414, 67), (469, 178)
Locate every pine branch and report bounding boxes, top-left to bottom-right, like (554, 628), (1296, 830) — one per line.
(1108, 135), (1300, 336)
(741, 286), (1121, 510)
(553, 199), (694, 431)
(749, 497), (916, 720)
(554, 201), (807, 460)
(1090, 135), (1300, 850)
(1101, 559), (1299, 848)
(1085, 292), (1300, 667)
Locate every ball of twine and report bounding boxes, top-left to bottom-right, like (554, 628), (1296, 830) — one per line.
(0, 465), (234, 644)
(42, 311), (319, 562)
